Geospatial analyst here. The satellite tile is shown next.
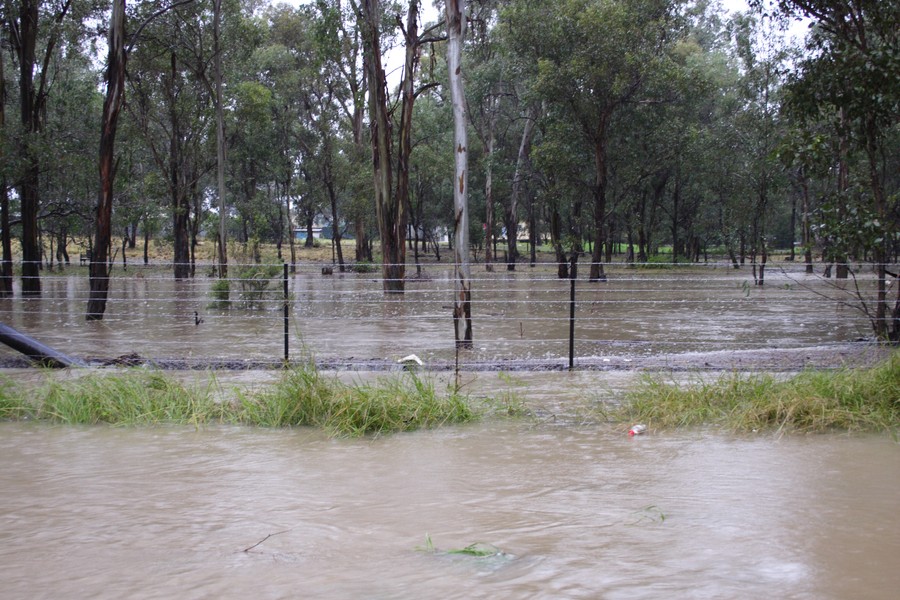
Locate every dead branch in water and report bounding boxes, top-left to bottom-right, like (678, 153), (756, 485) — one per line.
(242, 529), (291, 553)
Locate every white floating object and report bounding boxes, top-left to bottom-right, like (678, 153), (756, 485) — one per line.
(398, 354), (423, 366)
(628, 424), (647, 436)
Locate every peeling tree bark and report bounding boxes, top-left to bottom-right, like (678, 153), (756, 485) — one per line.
(362, 0), (405, 292)
(447, 0), (472, 347)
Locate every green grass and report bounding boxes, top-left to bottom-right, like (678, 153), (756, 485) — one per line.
(0, 365), (485, 436)
(618, 353), (900, 434)
(0, 376), (31, 420)
(237, 365), (476, 436)
(37, 372), (227, 426)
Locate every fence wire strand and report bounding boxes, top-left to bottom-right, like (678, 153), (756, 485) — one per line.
(0, 260), (891, 370)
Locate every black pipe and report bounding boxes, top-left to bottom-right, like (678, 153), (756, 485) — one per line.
(0, 323), (86, 368)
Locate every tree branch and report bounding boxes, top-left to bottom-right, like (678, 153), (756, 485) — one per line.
(127, 0), (196, 55)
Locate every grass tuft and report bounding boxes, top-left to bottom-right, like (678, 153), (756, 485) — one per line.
(1, 365), (492, 435)
(619, 353), (899, 434)
(0, 376), (32, 420)
(237, 364), (476, 436)
(37, 371), (228, 425)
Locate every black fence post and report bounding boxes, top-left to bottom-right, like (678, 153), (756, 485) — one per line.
(283, 262), (289, 364)
(569, 255), (577, 371)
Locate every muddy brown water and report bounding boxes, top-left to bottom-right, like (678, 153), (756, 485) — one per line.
(1, 266), (896, 598)
(0, 264), (880, 368)
(1, 422), (898, 599)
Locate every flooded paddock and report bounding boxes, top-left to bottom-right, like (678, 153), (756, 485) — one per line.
(0, 263), (880, 368)
(1, 265), (895, 598)
(1, 422), (898, 599)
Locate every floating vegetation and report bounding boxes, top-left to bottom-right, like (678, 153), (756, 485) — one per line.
(628, 505), (667, 525)
(418, 535), (507, 559)
(619, 352), (899, 434)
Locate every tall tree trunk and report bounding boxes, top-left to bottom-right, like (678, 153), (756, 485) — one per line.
(864, 112), (889, 338)
(550, 204), (568, 279)
(167, 52), (191, 280)
(588, 112), (611, 281)
(800, 173), (813, 274)
(483, 118), (495, 272)
(87, 0), (126, 320)
(325, 162), (345, 272)
(835, 107), (850, 279)
(213, 0), (228, 279)
(14, 0), (41, 296)
(284, 180), (297, 272)
(362, 0), (405, 292)
(507, 104), (538, 271)
(143, 219), (150, 265)
(447, 0), (471, 347)
(0, 51), (12, 297)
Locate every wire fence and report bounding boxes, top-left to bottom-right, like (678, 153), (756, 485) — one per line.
(0, 259), (892, 371)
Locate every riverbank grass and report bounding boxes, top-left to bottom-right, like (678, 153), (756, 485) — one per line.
(1, 366), (481, 436)
(620, 353), (899, 434)
(38, 372), (227, 425)
(237, 366), (475, 435)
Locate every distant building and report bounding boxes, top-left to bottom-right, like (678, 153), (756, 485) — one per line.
(293, 227), (323, 241)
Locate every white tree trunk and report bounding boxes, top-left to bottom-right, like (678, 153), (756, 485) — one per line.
(447, 0), (471, 347)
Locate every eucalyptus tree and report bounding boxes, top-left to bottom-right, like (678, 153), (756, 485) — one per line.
(2, 0), (102, 295)
(464, 0), (509, 272)
(0, 49), (10, 295)
(445, 0), (471, 346)
(408, 92), (454, 265)
(729, 10), (792, 285)
(360, 0), (444, 293)
(505, 0), (683, 281)
(126, 0), (225, 279)
(313, 0), (375, 264)
(227, 80), (277, 247)
(775, 0), (899, 339)
(530, 108), (592, 278)
(41, 44), (99, 268)
(86, 0), (125, 319)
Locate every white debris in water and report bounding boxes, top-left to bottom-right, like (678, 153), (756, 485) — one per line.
(398, 354), (423, 366)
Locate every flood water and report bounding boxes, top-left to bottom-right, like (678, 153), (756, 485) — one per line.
(2, 265), (896, 597)
(1, 422), (898, 599)
(0, 263), (877, 367)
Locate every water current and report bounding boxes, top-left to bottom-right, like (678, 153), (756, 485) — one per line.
(1, 265), (895, 598)
(1, 422), (897, 599)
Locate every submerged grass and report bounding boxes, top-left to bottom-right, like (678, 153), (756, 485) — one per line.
(1, 364), (484, 436)
(619, 353), (899, 434)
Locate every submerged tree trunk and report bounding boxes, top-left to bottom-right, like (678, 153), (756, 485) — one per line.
(213, 0), (228, 280)
(87, 0), (126, 320)
(447, 0), (472, 347)
(362, 0), (405, 292)
(0, 52), (11, 297)
(588, 112), (612, 281)
(483, 116), (496, 272)
(13, 0), (41, 296)
(507, 104), (538, 271)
